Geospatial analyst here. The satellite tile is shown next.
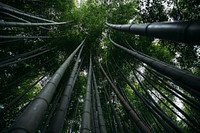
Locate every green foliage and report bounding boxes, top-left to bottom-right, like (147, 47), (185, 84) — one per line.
(1, 0), (200, 132)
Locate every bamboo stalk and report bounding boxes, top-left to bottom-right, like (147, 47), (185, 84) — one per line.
(8, 40), (84, 133)
(0, 21), (71, 27)
(106, 21), (200, 44)
(81, 54), (92, 133)
(100, 64), (151, 133)
(109, 36), (200, 96)
(0, 2), (55, 23)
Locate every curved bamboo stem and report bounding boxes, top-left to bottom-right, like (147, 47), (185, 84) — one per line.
(109, 36), (200, 97)
(106, 21), (200, 44)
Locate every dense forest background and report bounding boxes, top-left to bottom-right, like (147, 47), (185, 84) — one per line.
(0, 0), (200, 132)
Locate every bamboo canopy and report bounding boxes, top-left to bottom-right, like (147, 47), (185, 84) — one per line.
(1, 1), (200, 133)
(106, 21), (200, 44)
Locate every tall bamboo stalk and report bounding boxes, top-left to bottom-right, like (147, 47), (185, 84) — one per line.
(0, 11), (29, 22)
(0, 48), (53, 68)
(109, 36), (200, 96)
(0, 35), (49, 39)
(99, 64), (151, 133)
(93, 71), (107, 133)
(8, 40), (84, 133)
(0, 21), (71, 27)
(91, 82), (100, 133)
(106, 21), (200, 44)
(0, 71), (50, 116)
(47, 45), (84, 133)
(104, 87), (124, 133)
(0, 2), (55, 23)
(115, 62), (183, 133)
(81, 54), (92, 133)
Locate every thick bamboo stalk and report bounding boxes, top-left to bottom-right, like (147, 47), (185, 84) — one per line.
(109, 37), (200, 96)
(41, 82), (65, 133)
(8, 40), (84, 133)
(0, 2), (55, 23)
(99, 64), (151, 133)
(106, 21), (200, 44)
(47, 45), (84, 133)
(0, 21), (71, 27)
(93, 72), (107, 133)
(81, 54), (92, 133)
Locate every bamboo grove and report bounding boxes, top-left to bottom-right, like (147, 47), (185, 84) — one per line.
(0, 1), (200, 133)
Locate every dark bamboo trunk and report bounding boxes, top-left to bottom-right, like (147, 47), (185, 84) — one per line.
(104, 88), (124, 133)
(81, 54), (92, 133)
(106, 21), (200, 44)
(115, 62), (183, 133)
(0, 35), (50, 39)
(8, 40), (84, 133)
(100, 64), (151, 133)
(109, 37), (200, 96)
(0, 21), (70, 27)
(47, 45), (84, 133)
(140, 63), (200, 110)
(0, 48), (53, 68)
(93, 72), (107, 133)
(0, 2), (55, 23)
(0, 71), (50, 116)
(0, 11), (29, 22)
